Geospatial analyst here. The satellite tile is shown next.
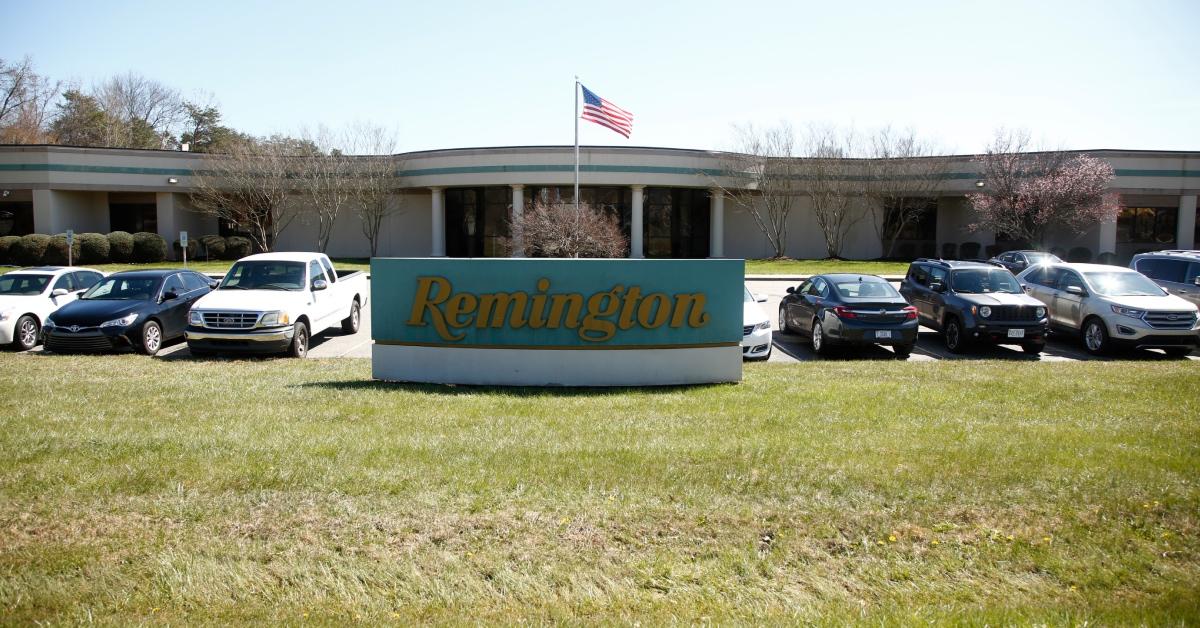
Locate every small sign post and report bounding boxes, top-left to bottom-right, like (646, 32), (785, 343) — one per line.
(65, 230), (74, 266)
(180, 231), (188, 268)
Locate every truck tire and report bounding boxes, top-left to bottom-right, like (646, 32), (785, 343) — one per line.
(1081, 317), (1110, 356)
(288, 321), (309, 358)
(341, 299), (361, 334)
(943, 317), (968, 354)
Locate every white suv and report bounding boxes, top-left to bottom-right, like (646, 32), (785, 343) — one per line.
(1130, 250), (1200, 307)
(0, 266), (105, 350)
(1017, 262), (1199, 356)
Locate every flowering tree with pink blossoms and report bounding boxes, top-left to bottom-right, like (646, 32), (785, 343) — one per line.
(968, 130), (1120, 248)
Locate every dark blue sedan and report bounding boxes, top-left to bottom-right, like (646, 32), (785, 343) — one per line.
(43, 269), (215, 355)
(778, 274), (919, 357)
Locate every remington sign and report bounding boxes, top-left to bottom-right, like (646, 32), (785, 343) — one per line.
(371, 258), (744, 386)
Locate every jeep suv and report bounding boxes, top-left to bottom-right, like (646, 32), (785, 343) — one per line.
(899, 259), (1050, 354)
(1017, 262), (1199, 356)
(1130, 250), (1200, 307)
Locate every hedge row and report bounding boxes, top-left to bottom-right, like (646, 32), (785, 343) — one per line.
(0, 232), (171, 265)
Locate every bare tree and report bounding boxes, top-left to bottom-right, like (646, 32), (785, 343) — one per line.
(188, 140), (309, 252)
(800, 125), (868, 259)
(515, 201), (628, 258)
(0, 56), (61, 144)
(94, 72), (184, 148)
(712, 122), (803, 259)
(346, 123), (402, 257)
(863, 127), (952, 257)
(969, 129), (1118, 247)
(298, 125), (356, 253)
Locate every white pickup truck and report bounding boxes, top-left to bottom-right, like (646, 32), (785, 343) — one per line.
(185, 252), (368, 358)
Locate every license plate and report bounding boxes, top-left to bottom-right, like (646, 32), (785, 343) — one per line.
(875, 330), (893, 339)
(1007, 328), (1025, 339)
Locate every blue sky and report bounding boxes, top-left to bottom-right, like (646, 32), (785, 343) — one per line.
(3, 0), (1197, 153)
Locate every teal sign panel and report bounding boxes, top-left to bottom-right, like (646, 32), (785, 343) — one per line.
(371, 258), (744, 349)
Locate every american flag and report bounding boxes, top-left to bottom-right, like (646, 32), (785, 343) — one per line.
(580, 84), (633, 138)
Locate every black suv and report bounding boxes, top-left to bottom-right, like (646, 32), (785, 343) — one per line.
(899, 259), (1050, 354)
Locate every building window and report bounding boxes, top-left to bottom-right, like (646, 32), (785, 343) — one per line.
(884, 197), (937, 240)
(1117, 207), (1176, 244)
(644, 188), (709, 259)
(0, 201), (34, 236)
(445, 187), (512, 257)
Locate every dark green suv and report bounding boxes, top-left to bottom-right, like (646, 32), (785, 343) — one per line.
(898, 259), (1050, 354)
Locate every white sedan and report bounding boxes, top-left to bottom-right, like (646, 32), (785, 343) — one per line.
(742, 284), (772, 360)
(0, 266), (105, 350)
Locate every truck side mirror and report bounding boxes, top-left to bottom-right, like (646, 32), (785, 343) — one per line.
(1066, 285), (1085, 296)
(312, 278), (328, 292)
(929, 280), (946, 293)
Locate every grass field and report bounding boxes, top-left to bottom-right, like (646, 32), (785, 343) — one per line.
(4, 258), (907, 277)
(1, 354), (1197, 623)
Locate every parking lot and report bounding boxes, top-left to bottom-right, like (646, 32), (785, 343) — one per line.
(747, 278), (1199, 363)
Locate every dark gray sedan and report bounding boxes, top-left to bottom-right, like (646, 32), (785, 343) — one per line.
(778, 274), (919, 357)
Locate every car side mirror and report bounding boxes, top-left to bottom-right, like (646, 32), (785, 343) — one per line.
(1194, 276), (1200, 286)
(785, 286), (794, 294)
(51, 288), (69, 297)
(161, 290), (179, 301)
(208, 281), (219, 289)
(929, 281), (945, 293)
(1066, 285), (1085, 296)
(312, 278), (328, 292)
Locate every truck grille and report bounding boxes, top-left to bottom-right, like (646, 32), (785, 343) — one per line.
(989, 305), (1041, 321)
(45, 332), (114, 353)
(201, 312), (259, 329)
(1143, 311), (1198, 330)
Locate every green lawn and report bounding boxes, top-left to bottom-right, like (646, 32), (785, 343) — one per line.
(1, 354), (1197, 623)
(744, 258), (910, 276)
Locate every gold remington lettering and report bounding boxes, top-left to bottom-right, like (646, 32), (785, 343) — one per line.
(671, 293), (710, 328)
(408, 276), (463, 341)
(546, 293), (583, 329)
(637, 293), (671, 329)
(580, 287), (623, 342)
(477, 292), (529, 328)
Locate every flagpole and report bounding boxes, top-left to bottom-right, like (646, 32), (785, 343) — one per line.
(574, 76), (580, 213)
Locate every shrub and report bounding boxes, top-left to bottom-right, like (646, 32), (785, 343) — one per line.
(77, 233), (110, 264)
(1068, 246), (1093, 263)
(107, 231), (135, 262)
(13, 234), (52, 266)
(131, 232), (167, 263)
(0, 235), (19, 265)
(42, 234), (82, 265)
(940, 243), (958, 260)
(224, 236), (252, 260)
(959, 242), (981, 259)
(173, 239), (198, 260)
(198, 235), (225, 260)
(1095, 252), (1117, 265)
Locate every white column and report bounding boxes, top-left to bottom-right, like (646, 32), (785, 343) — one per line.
(1177, 195), (1197, 250)
(629, 185), (644, 259)
(155, 192), (181, 259)
(32, 189), (57, 233)
(430, 186), (445, 257)
(510, 184), (525, 257)
(1098, 214), (1117, 256)
(709, 189), (725, 258)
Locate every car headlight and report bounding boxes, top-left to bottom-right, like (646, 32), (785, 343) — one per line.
(189, 310), (203, 326)
(1035, 306), (1046, 318)
(259, 311), (290, 327)
(1110, 305), (1145, 319)
(754, 320), (770, 332)
(100, 313), (139, 328)
(978, 306), (992, 318)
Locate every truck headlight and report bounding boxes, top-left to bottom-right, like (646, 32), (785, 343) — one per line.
(100, 313), (138, 328)
(1035, 306), (1046, 318)
(259, 311), (290, 327)
(189, 310), (203, 326)
(978, 306), (992, 318)
(1110, 305), (1145, 319)
(754, 320), (770, 331)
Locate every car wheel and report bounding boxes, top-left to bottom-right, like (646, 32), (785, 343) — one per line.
(13, 315), (39, 351)
(893, 342), (914, 359)
(811, 319), (831, 356)
(1081, 318), (1109, 356)
(137, 320), (162, 356)
(777, 307), (790, 335)
(1162, 346), (1193, 358)
(1022, 342), (1045, 355)
(944, 318), (968, 354)
(288, 321), (309, 358)
(341, 300), (361, 334)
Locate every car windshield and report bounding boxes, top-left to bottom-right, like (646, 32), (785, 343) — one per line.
(82, 276), (161, 300)
(833, 278), (900, 299)
(1084, 271), (1166, 297)
(951, 269), (1021, 294)
(1026, 252), (1061, 264)
(743, 286), (755, 302)
(0, 274), (51, 295)
(220, 261), (306, 291)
